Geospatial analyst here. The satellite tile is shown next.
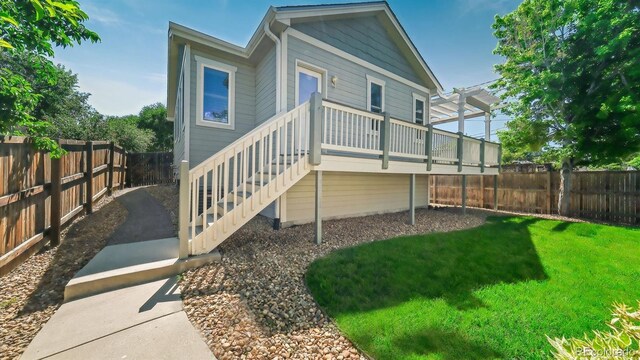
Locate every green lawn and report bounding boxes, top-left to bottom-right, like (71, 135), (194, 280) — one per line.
(305, 217), (640, 360)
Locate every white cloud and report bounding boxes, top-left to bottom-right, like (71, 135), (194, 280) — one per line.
(78, 76), (165, 116)
(83, 4), (122, 25)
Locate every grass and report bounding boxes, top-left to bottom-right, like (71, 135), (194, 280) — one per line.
(305, 217), (640, 360)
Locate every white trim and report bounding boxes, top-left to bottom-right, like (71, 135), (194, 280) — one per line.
(295, 60), (327, 106)
(366, 74), (385, 114)
(194, 55), (237, 130)
(184, 44), (191, 162)
(412, 93), (427, 124)
(288, 28), (432, 95)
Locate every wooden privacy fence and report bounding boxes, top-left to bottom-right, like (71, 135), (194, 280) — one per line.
(0, 137), (127, 274)
(431, 171), (640, 225)
(126, 152), (174, 187)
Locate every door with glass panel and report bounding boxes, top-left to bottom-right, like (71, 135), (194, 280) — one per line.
(295, 66), (323, 153)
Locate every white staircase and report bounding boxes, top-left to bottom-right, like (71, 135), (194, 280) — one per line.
(181, 102), (312, 255)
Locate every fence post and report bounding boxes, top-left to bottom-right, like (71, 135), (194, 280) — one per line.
(546, 171), (552, 214)
(50, 145), (62, 246)
(425, 124), (433, 171)
(309, 92), (323, 166)
(108, 142), (115, 194)
(380, 112), (391, 169)
(86, 141), (94, 214)
(480, 139), (486, 173)
(461, 175), (467, 214)
(493, 174), (499, 210)
(178, 160), (190, 259)
(457, 132), (464, 172)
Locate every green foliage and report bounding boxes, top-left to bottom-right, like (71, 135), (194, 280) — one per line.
(0, 0), (99, 157)
(548, 302), (640, 359)
(493, 0), (640, 166)
(306, 217), (640, 359)
(105, 116), (155, 153)
(137, 103), (172, 151)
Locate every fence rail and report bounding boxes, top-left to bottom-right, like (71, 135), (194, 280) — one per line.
(431, 171), (640, 225)
(0, 137), (126, 275)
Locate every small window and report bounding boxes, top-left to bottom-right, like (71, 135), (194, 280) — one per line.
(366, 75), (385, 114)
(413, 93), (427, 126)
(195, 56), (237, 129)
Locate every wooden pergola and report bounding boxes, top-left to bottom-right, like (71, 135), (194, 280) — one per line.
(430, 87), (501, 140)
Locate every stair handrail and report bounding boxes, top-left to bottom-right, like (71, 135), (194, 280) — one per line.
(190, 103), (308, 174)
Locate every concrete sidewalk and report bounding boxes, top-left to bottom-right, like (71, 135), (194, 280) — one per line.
(21, 277), (215, 360)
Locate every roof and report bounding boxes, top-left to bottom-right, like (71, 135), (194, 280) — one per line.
(167, 1), (444, 115)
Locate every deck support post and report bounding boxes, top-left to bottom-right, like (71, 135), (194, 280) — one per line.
(309, 92), (323, 165)
(380, 112), (390, 169)
(426, 174), (431, 207)
(178, 160), (189, 259)
(315, 170), (323, 244)
(493, 174), (499, 211)
(457, 132), (464, 172)
(425, 124), (433, 171)
(480, 138), (486, 173)
(461, 174), (467, 214)
(409, 174), (416, 225)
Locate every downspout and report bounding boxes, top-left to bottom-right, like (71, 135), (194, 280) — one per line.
(264, 22), (283, 229)
(264, 22), (281, 112)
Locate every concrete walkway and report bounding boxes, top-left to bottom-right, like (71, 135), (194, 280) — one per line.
(22, 188), (216, 360)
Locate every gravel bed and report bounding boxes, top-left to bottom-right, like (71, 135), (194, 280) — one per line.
(179, 203), (488, 359)
(0, 194), (126, 360)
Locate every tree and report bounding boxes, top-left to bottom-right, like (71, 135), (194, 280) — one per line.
(105, 115), (155, 153)
(492, 0), (640, 215)
(138, 103), (172, 151)
(0, 0), (99, 157)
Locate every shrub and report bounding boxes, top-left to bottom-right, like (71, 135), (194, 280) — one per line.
(547, 302), (640, 359)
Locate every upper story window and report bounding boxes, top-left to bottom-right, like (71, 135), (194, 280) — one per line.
(366, 74), (385, 114)
(195, 55), (237, 130)
(413, 93), (427, 126)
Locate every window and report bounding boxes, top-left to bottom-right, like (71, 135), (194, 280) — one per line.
(295, 61), (325, 106)
(413, 93), (427, 125)
(366, 75), (385, 114)
(195, 55), (237, 129)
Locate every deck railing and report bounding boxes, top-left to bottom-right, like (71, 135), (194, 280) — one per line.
(319, 99), (500, 167)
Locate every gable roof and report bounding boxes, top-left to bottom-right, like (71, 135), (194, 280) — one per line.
(167, 1), (443, 115)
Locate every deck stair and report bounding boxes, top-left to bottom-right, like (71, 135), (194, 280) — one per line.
(183, 103), (312, 255)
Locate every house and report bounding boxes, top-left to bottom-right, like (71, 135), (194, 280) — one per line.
(166, 1), (501, 257)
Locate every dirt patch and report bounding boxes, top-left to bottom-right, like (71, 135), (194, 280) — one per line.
(178, 206), (488, 359)
(0, 194), (127, 360)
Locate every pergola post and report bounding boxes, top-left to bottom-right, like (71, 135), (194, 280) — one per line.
(409, 174), (416, 225)
(485, 111), (491, 141)
(457, 95), (466, 134)
(315, 170), (323, 244)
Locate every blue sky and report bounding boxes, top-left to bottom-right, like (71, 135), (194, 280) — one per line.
(54, 0), (521, 137)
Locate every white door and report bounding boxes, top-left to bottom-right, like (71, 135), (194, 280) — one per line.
(295, 66), (323, 152)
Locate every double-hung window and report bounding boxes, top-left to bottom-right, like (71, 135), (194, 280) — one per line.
(195, 55), (237, 130)
(366, 75), (385, 130)
(413, 93), (427, 139)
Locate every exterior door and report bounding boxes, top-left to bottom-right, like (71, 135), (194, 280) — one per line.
(295, 66), (323, 152)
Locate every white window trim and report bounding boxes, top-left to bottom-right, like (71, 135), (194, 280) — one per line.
(366, 74), (385, 114)
(195, 55), (237, 130)
(412, 93), (427, 124)
(294, 59), (327, 106)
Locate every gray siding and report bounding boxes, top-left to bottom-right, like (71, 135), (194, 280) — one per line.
(255, 46), (277, 125)
(292, 16), (422, 85)
(188, 48), (256, 167)
(287, 36), (428, 122)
